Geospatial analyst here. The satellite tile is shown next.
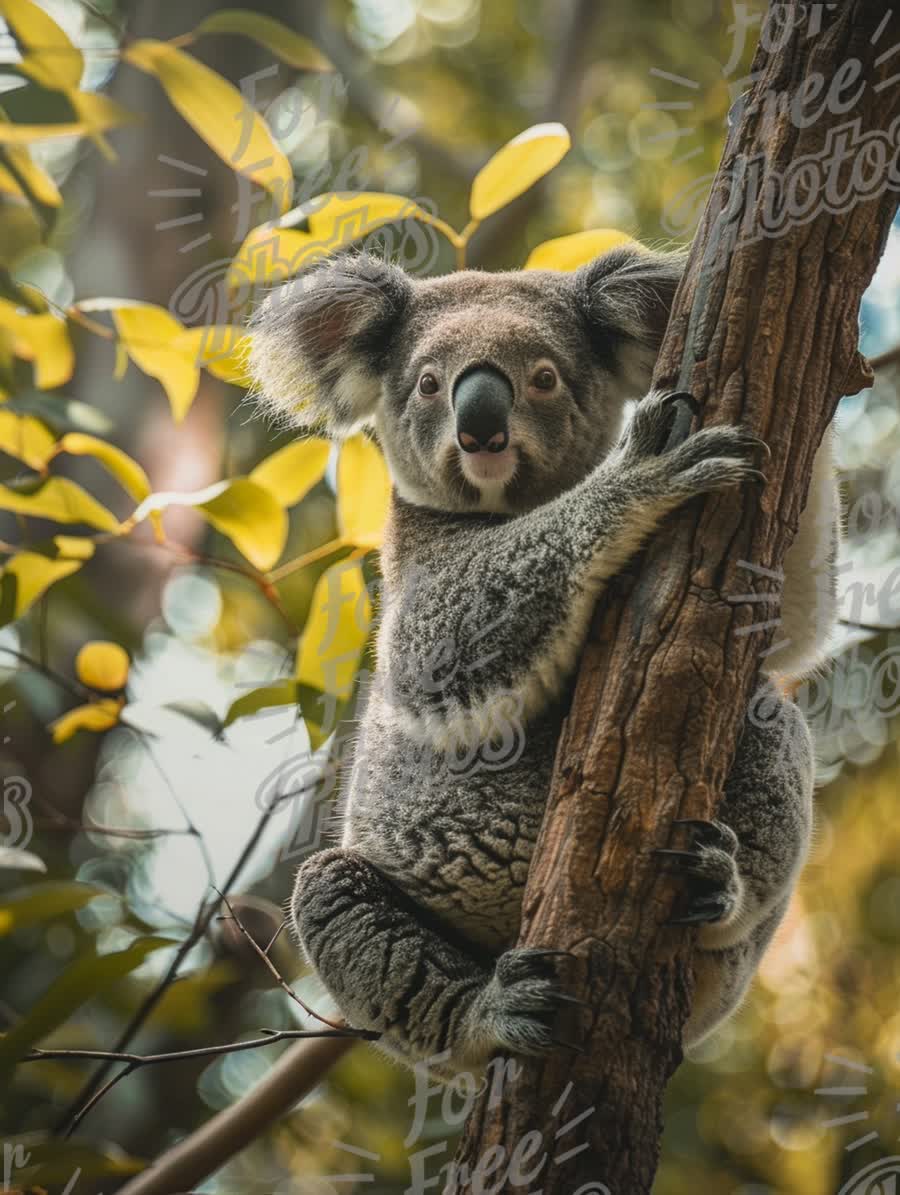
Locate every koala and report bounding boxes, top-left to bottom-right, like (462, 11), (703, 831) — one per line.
(248, 244), (838, 1075)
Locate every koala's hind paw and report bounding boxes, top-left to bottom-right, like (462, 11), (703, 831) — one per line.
(652, 819), (743, 929)
(466, 947), (587, 1059)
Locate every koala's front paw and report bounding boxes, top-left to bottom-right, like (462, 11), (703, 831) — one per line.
(465, 948), (587, 1059)
(618, 392), (767, 500)
(653, 819), (744, 935)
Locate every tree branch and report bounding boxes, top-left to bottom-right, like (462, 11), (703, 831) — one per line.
(456, 5), (900, 1191)
(26, 1029), (372, 1140)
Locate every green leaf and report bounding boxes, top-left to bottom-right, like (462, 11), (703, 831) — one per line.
(163, 699), (224, 737)
(250, 437), (330, 507)
(0, 936), (174, 1078)
(123, 39), (293, 213)
(0, 476), (119, 531)
(193, 10), (333, 71)
(469, 122), (570, 221)
(0, 881), (105, 936)
(8, 393), (114, 436)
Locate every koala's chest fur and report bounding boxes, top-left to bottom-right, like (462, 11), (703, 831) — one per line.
(340, 683), (566, 952)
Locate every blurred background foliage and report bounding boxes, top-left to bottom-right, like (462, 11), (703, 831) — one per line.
(0, 1), (899, 1193)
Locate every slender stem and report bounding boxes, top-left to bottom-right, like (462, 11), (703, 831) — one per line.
(32, 1028), (375, 1138)
(214, 889), (344, 1029)
(267, 537), (346, 583)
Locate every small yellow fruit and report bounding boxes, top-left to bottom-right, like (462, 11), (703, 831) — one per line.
(75, 641), (130, 692)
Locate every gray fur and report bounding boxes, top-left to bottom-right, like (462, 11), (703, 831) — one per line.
(249, 246), (832, 1073)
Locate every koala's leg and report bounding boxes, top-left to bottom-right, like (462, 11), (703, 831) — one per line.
(656, 690), (813, 1046)
(293, 847), (577, 1074)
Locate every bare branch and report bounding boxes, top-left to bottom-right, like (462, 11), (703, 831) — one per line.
(214, 887), (345, 1030)
(28, 1028), (373, 1139)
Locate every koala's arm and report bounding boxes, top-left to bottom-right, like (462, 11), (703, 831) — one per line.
(382, 393), (763, 743)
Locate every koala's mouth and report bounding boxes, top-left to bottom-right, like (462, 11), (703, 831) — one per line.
(459, 444), (517, 488)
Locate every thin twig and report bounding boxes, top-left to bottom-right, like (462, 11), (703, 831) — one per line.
(131, 727), (217, 887)
(214, 889), (343, 1030)
(30, 1028), (376, 1138)
(56, 742), (321, 1136)
(870, 343), (900, 372)
(0, 646), (88, 704)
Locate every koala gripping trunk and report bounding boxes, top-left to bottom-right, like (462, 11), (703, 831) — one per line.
(455, 6), (900, 1193)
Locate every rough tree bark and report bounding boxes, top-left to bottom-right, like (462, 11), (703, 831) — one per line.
(455, 5), (899, 1193)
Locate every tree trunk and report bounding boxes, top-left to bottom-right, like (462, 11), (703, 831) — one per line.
(455, 5), (899, 1192)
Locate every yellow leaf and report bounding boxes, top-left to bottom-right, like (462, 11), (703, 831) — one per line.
(66, 90), (136, 153)
(52, 535), (95, 560)
(250, 437), (330, 507)
(0, 301), (74, 389)
(133, 479), (287, 571)
(2, 144), (62, 206)
(193, 10), (333, 71)
(0, 551), (82, 623)
(228, 193), (437, 290)
(469, 123), (570, 221)
(337, 435), (391, 549)
(75, 641), (130, 691)
(524, 229), (634, 271)
(307, 192), (436, 241)
(51, 698), (122, 743)
(296, 561), (371, 698)
(0, 476), (119, 531)
(0, 0), (83, 89)
(56, 433), (151, 503)
(0, 409), (55, 469)
(172, 325), (252, 386)
(227, 226), (318, 291)
(124, 40), (293, 213)
(100, 302), (198, 421)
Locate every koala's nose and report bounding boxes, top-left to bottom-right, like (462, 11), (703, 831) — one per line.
(452, 366), (514, 454)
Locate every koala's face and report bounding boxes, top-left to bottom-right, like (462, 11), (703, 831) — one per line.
(249, 246), (684, 515)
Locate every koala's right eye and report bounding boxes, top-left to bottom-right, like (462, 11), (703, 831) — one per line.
(418, 372), (440, 397)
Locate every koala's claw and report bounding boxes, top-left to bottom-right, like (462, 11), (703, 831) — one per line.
(666, 891), (735, 926)
(656, 818), (742, 929)
(661, 390), (701, 416)
(471, 947), (587, 1058)
(550, 1036), (586, 1055)
(673, 818), (738, 853)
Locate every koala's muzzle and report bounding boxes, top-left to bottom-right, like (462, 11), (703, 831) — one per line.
(452, 366), (513, 454)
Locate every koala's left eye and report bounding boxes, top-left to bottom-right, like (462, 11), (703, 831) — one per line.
(531, 366), (558, 392)
(418, 372), (440, 396)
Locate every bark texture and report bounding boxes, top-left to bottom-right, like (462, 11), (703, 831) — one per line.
(456, 6), (900, 1192)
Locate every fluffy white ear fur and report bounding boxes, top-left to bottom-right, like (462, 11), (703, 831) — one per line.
(248, 254), (410, 436)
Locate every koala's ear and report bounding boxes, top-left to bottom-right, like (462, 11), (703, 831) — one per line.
(573, 244), (686, 393)
(248, 253), (412, 435)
